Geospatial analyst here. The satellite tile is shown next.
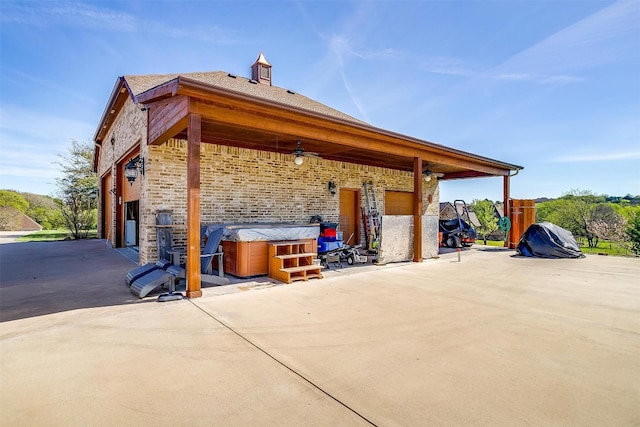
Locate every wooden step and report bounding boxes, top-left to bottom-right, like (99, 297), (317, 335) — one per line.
(269, 240), (310, 247)
(268, 241), (323, 284)
(275, 252), (317, 260)
(280, 265), (323, 273)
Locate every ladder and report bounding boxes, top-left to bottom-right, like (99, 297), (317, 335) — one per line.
(362, 181), (380, 251)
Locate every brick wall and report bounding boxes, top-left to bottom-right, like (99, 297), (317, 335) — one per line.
(140, 139), (440, 263)
(96, 97), (147, 243)
(96, 97), (441, 264)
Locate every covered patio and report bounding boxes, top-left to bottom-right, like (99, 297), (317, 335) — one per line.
(95, 66), (522, 298)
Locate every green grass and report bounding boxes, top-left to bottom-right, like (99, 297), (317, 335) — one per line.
(478, 240), (507, 247)
(578, 240), (632, 257)
(16, 229), (97, 242)
(476, 239), (636, 257)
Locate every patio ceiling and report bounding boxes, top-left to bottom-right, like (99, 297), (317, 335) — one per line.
(129, 76), (522, 180)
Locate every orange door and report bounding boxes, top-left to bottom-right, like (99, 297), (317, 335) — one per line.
(385, 191), (413, 215)
(339, 188), (360, 245)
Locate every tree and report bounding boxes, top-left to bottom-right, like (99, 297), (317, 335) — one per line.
(538, 189), (600, 247)
(627, 211), (640, 255)
(471, 199), (500, 244)
(21, 192), (65, 230)
(55, 140), (98, 239)
(587, 204), (627, 246)
(0, 190), (29, 212)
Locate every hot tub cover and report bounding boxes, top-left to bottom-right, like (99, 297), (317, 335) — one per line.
(516, 222), (584, 258)
(202, 223), (320, 242)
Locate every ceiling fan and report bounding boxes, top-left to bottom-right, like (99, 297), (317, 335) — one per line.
(423, 166), (444, 182)
(292, 140), (320, 165)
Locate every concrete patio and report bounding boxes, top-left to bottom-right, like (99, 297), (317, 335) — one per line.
(1, 239), (638, 426)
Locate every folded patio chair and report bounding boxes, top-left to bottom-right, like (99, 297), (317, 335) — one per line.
(125, 259), (172, 286)
(129, 267), (177, 299)
(166, 226), (226, 282)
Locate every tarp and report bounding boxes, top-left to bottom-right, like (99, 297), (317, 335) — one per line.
(516, 222), (584, 259)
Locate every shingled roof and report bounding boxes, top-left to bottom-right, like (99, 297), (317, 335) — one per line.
(124, 71), (367, 126)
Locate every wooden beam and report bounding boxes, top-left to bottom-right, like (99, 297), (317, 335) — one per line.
(503, 175), (510, 248)
(136, 77), (522, 175)
(439, 171), (500, 180)
(413, 157), (423, 262)
(147, 96), (189, 145)
(134, 78), (179, 104)
(189, 99), (514, 176)
(186, 114), (202, 298)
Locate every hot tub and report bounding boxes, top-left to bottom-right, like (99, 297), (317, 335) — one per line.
(202, 223), (320, 278)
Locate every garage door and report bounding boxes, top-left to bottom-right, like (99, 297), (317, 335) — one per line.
(385, 191), (413, 215)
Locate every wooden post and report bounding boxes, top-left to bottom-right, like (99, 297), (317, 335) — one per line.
(186, 114), (202, 298)
(413, 157), (423, 262)
(503, 175), (510, 248)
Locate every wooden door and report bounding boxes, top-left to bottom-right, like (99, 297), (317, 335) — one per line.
(340, 188), (360, 245)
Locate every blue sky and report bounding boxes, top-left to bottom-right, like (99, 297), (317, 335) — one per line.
(1, 0), (638, 203)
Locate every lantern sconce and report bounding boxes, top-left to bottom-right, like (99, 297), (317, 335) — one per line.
(110, 136), (115, 145)
(124, 156), (145, 185)
(328, 181), (337, 196)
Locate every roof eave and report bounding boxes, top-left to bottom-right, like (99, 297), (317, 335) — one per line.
(137, 76), (523, 175)
(94, 77), (126, 144)
(133, 78), (180, 104)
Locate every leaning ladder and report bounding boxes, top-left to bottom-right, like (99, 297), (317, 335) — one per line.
(362, 181), (381, 251)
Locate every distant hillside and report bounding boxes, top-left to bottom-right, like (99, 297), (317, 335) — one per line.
(535, 194), (639, 206)
(0, 189), (63, 230)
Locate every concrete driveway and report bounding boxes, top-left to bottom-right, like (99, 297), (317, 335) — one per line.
(0, 240), (638, 426)
(0, 230), (34, 244)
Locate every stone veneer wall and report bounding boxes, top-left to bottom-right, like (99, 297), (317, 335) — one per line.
(378, 215), (440, 263)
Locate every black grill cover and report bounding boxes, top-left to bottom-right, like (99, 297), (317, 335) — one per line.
(516, 222), (584, 258)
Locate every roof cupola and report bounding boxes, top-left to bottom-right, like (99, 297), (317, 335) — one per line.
(251, 52), (272, 86)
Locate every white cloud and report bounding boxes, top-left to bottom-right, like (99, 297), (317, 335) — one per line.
(493, 0), (639, 80)
(1, 1), (136, 31)
(418, 0), (638, 85)
(419, 61), (587, 85)
(0, 105), (94, 144)
(0, 105), (95, 193)
(552, 150), (640, 163)
(0, 1), (241, 45)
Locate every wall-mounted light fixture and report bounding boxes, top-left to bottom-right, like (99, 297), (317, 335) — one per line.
(124, 156), (145, 185)
(328, 181), (337, 195)
(110, 136), (115, 145)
